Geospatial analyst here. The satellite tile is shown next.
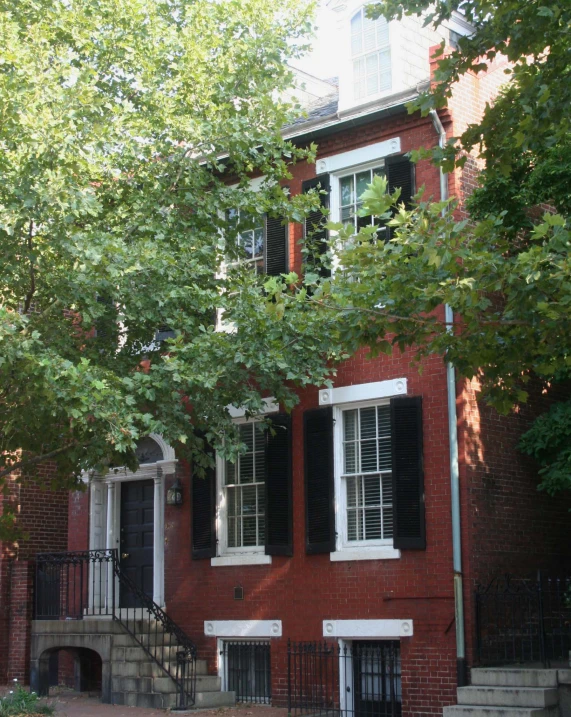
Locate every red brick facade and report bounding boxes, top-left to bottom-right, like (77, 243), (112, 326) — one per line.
(2, 39), (570, 717)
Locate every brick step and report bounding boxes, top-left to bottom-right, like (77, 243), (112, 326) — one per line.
(457, 687), (558, 709)
(470, 670), (559, 689)
(444, 706), (558, 717)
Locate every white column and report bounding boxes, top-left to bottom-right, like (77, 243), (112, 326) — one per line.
(153, 468), (166, 607)
(105, 481), (116, 612)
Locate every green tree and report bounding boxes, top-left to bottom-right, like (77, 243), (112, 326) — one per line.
(274, 0), (571, 495)
(0, 0), (337, 538)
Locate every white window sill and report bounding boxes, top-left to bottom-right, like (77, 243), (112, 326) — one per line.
(211, 554), (272, 567)
(330, 547), (401, 562)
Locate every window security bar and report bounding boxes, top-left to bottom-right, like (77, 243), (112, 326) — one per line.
(287, 640), (401, 717)
(221, 640), (271, 704)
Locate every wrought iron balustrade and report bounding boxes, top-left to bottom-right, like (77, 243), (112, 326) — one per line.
(288, 640), (401, 717)
(34, 549), (197, 708)
(475, 572), (571, 667)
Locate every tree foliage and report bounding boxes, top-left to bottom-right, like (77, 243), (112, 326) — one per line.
(272, 0), (571, 494)
(0, 0), (338, 537)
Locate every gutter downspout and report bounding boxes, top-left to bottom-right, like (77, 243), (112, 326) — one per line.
(429, 109), (467, 688)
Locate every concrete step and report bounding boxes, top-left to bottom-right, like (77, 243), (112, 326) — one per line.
(194, 690), (236, 709)
(444, 706), (558, 717)
(112, 689), (235, 710)
(152, 675), (221, 694)
(470, 669), (559, 689)
(457, 687), (558, 708)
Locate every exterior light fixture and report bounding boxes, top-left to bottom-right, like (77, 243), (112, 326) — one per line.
(166, 477), (183, 506)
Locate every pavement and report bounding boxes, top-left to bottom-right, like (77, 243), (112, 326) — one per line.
(49, 694), (289, 717)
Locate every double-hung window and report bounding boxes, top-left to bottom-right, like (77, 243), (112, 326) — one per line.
(342, 403), (393, 544)
(223, 422), (266, 550)
(351, 8), (391, 101)
(339, 162), (387, 237)
(227, 210), (266, 274)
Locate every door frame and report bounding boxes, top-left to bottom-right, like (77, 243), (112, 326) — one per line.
(88, 433), (175, 609)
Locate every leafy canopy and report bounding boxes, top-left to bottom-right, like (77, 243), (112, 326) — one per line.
(271, 0), (571, 495)
(0, 0), (340, 537)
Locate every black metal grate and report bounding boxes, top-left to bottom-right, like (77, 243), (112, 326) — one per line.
(288, 640), (401, 717)
(221, 641), (271, 704)
(476, 572), (571, 666)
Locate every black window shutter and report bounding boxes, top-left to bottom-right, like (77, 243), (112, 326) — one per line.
(302, 174), (331, 279)
(390, 396), (426, 550)
(191, 442), (216, 560)
(304, 407), (335, 554)
(265, 216), (288, 276)
(386, 154), (415, 209)
(265, 414), (293, 556)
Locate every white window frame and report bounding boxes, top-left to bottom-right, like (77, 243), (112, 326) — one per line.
(350, 7), (392, 103)
(212, 399), (278, 567)
(328, 379), (406, 562)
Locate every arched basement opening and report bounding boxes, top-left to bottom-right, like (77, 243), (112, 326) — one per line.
(36, 647), (102, 698)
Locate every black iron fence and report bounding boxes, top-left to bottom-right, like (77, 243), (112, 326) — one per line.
(475, 572), (571, 666)
(288, 640), (401, 717)
(35, 549), (197, 708)
(220, 641), (271, 704)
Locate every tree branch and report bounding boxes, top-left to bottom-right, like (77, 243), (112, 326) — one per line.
(23, 220), (36, 314)
(0, 442), (83, 481)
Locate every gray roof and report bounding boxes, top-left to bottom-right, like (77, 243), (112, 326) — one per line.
(287, 91), (339, 129)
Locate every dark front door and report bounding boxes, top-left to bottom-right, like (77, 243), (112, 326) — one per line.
(120, 479), (154, 607)
(353, 641), (402, 717)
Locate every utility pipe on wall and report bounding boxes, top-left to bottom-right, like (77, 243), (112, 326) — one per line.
(429, 109), (467, 687)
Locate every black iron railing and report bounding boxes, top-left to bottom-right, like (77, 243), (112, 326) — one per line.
(35, 549), (197, 709)
(475, 572), (571, 667)
(288, 640), (401, 717)
(220, 640), (271, 704)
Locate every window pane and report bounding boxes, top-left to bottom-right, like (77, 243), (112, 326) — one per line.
(360, 407), (377, 440)
(376, 16), (389, 47)
(364, 508), (382, 539)
(361, 440), (378, 473)
(253, 228), (264, 260)
(363, 475), (381, 506)
(367, 69), (379, 96)
(379, 49), (391, 91)
(382, 473), (392, 505)
(242, 485), (257, 515)
(341, 205), (355, 227)
(344, 410), (358, 441)
(363, 15), (376, 52)
(240, 453), (254, 483)
(341, 175), (354, 207)
(242, 516), (257, 546)
(373, 166), (386, 178)
(241, 424), (254, 450)
(356, 170), (372, 200)
(226, 460), (236, 485)
(383, 507), (393, 538)
(351, 9), (363, 36)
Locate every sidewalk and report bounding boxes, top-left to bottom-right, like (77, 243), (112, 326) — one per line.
(50, 694), (289, 717)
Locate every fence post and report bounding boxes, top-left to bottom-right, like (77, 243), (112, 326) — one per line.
(537, 570), (548, 668)
(287, 639), (292, 715)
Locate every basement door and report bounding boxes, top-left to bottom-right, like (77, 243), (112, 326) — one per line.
(119, 479), (154, 608)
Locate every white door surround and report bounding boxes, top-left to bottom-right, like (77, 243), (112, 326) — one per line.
(88, 434), (176, 608)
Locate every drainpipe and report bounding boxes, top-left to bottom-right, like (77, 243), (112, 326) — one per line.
(429, 109), (467, 688)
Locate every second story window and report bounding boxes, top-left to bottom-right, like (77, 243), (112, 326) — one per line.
(224, 422), (266, 549)
(227, 209), (266, 274)
(340, 163), (386, 235)
(351, 8), (391, 101)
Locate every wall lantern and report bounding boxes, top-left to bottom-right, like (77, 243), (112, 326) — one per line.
(166, 477), (183, 506)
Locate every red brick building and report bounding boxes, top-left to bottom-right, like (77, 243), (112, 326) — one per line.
(2, 2), (570, 714)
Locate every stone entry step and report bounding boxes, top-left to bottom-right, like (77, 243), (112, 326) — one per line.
(443, 667), (565, 717)
(457, 687), (558, 709)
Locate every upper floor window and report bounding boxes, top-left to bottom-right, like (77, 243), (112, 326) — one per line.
(340, 162), (386, 235)
(227, 209), (266, 274)
(351, 8), (391, 101)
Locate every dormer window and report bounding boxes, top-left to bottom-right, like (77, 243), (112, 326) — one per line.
(351, 8), (391, 101)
